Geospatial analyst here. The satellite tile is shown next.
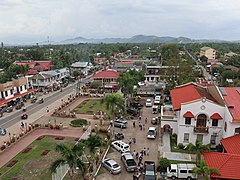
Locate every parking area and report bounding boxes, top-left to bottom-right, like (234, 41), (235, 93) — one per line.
(96, 97), (160, 180)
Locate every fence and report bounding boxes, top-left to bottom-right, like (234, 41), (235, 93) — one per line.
(51, 125), (92, 180)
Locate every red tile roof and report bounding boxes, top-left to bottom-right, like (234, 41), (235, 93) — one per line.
(27, 69), (38, 75)
(116, 61), (134, 65)
(14, 61), (51, 70)
(204, 152), (240, 179)
(221, 134), (240, 154)
(220, 87), (240, 122)
(170, 83), (217, 111)
(91, 69), (120, 79)
(0, 89), (36, 107)
(33, 65), (49, 71)
(183, 111), (194, 118)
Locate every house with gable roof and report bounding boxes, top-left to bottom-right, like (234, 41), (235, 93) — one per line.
(162, 83), (226, 147)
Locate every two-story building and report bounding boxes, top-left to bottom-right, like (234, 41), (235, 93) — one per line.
(70, 61), (92, 76)
(165, 83), (225, 147)
(0, 77), (35, 107)
(144, 65), (179, 83)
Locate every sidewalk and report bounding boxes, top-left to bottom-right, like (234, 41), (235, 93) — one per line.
(0, 128), (83, 168)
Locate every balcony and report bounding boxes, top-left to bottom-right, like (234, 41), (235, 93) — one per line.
(194, 126), (209, 133)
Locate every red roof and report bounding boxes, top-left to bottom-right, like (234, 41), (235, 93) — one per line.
(33, 65), (49, 71)
(116, 61), (134, 65)
(221, 134), (240, 154)
(183, 111), (194, 118)
(91, 69), (120, 79)
(210, 113), (223, 120)
(27, 69), (38, 75)
(170, 83), (216, 111)
(204, 152), (240, 179)
(0, 89), (36, 107)
(221, 87), (240, 122)
(14, 61), (51, 70)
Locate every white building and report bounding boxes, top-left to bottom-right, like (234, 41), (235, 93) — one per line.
(162, 83), (226, 148)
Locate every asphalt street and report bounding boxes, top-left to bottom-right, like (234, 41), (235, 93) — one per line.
(0, 77), (91, 129)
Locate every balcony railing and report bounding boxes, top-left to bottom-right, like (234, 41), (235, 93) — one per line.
(194, 126), (209, 133)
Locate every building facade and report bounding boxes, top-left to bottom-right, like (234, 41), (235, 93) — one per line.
(200, 47), (216, 61)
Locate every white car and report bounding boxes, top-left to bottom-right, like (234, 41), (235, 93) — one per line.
(112, 140), (130, 153)
(146, 99), (152, 107)
(102, 158), (121, 174)
(147, 127), (157, 139)
(155, 95), (161, 101)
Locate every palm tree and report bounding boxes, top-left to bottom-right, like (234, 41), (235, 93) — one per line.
(193, 160), (220, 180)
(50, 143), (87, 179)
(101, 92), (125, 118)
(192, 140), (210, 166)
(83, 134), (105, 154)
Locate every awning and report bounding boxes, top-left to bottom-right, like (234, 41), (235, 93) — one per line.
(210, 113), (223, 120)
(183, 111), (194, 118)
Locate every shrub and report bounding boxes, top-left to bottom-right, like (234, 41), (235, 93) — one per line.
(158, 158), (170, 172)
(178, 143), (184, 149)
(187, 143), (195, 151)
(70, 119), (88, 127)
(171, 133), (177, 145)
(99, 128), (108, 133)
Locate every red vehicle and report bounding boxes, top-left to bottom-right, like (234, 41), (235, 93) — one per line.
(21, 114), (28, 120)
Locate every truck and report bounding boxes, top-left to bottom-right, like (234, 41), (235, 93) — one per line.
(167, 164), (197, 180)
(143, 161), (157, 180)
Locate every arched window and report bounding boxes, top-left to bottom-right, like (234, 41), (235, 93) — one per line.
(196, 114), (207, 127)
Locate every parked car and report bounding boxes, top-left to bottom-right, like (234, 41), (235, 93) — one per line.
(111, 119), (127, 128)
(6, 106), (13, 113)
(152, 105), (159, 114)
(127, 107), (139, 116)
(112, 140), (130, 153)
(102, 158), (121, 174)
(144, 161), (157, 180)
(146, 99), (152, 107)
(155, 95), (161, 101)
(147, 127), (157, 139)
(121, 152), (137, 172)
(115, 132), (124, 140)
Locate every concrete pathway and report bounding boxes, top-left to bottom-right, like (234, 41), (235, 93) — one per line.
(159, 133), (171, 152)
(0, 128), (83, 168)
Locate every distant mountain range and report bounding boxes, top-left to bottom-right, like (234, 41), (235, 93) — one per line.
(6, 35), (240, 46)
(58, 35), (239, 45)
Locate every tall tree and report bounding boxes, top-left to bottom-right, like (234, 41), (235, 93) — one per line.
(191, 140), (210, 166)
(193, 160), (220, 180)
(101, 92), (125, 118)
(50, 143), (87, 179)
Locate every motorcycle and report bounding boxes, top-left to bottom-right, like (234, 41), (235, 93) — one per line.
(39, 98), (44, 104)
(21, 114), (28, 120)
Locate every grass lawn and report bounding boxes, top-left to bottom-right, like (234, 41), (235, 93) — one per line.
(74, 99), (110, 115)
(0, 136), (76, 180)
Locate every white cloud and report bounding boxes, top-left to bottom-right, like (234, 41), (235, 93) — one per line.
(0, 0), (240, 43)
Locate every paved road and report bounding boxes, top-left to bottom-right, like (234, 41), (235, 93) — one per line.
(0, 77), (91, 129)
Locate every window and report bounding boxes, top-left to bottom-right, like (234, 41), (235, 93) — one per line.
(184, 133), (189, 142)
(5, 91), (8, 97)
(197, 134), (203, 142)
(180, 170), (187, 173)
(185, 118), (191, 125)
(10, 89), (13, 95)
(224, 122), (227, 132)
(24, 85), (27, 90)
(212, 119), (218, 127)
(235, 127), (240, 134)
(1, 91), (4, 98)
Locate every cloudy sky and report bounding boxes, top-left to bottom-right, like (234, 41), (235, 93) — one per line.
(0, 0), (240, 43)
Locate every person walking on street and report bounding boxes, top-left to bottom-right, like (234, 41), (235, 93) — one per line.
(133, 137), (136, 144)
(145, 117), (147, 124)
(133, 121), (136, 128)
(147, 147), (150, 156)
(143, 147), (146, 156)
(136, 152), (139, 160)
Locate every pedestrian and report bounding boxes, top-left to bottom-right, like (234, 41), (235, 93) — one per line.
(143, 124), (145, 131)
(129, 138), (132, 145)
(132, 150), (136, 157)
(139, 116), (141, 121)
(145, 117), (147, 124)
(133, 121), (135, 128)
(139, 124), (142, 131)
(147, 147), (150, 156)
(133, 137), (136, 144)
(139, 155), (143, 162)
(46, 107), (49, 113)
(143, 147), (146, 156)
(136, 152), (139, 160)
(21, 122), (24, 128)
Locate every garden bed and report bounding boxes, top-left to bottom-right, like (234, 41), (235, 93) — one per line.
(41, 150), (50, 155)
(7, 160), (18, 167)
(70, 119), (88, 127)
(55, 136), (65, 140)
(22, 147), (32, 153)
